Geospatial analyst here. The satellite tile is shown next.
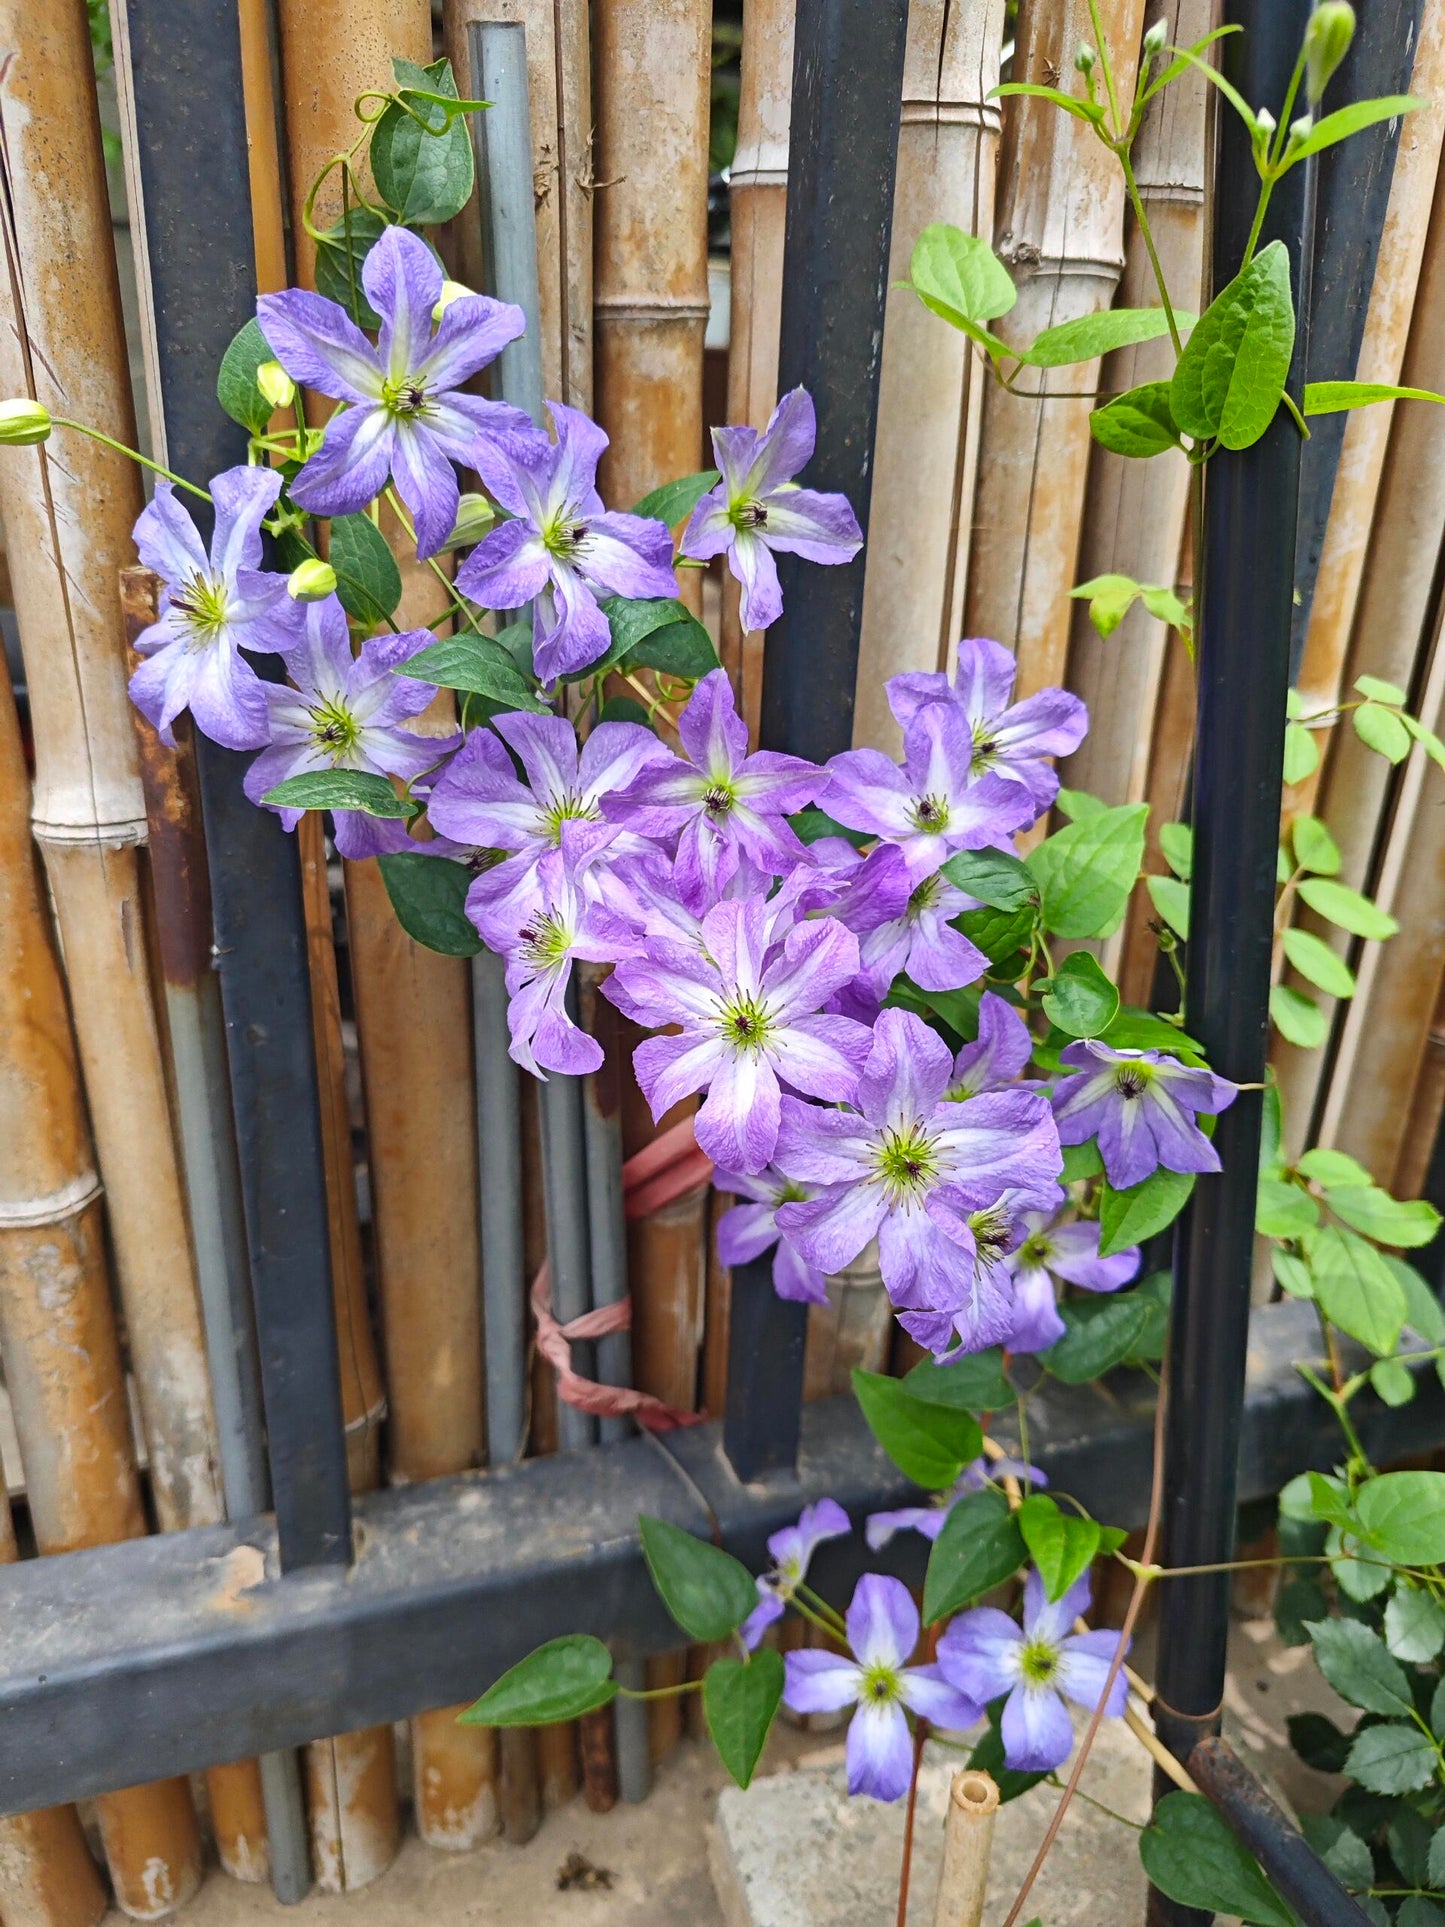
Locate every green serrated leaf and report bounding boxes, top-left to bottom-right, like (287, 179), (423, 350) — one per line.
(632, 469), (720, 527)
(1385, 1583), (1445, 1661)
(1355, 1470), (1445, 1565)
(1041, 1292), (1153, 1383)
(1281, 928), (1355, 999)
(1040, 951), (1120, 1039)
(329, 510), (404, 624)
(1276, 1576), (1330, 1645)
(460, 1635), (616, 1725)
(852, 1368), (981, 1490)
(1171, 240), (1295, 450)
(1346, 1721), (1438, 1794)
(1018, 1494), (1102, 1603)
(264, 769), (410, 817)
(1088, 381), (1184, 459)
(1025, 802), (1148, 940)
(1270, 984), (1328, 1049)
(1140, 1793), (1299, 1927)
(1307, 1615), (1415, 1716)
(638, 1516), (758, 1643)
(1098, 1168), (1195, 1259)
(370, 56), (474, 225)
(940, 845), (1038, 912)
(217, 318), (279, 435)
(922, 1489), (1026, 1623)
(1297, 877), (1399, 940)
(703, 1649), (784, 1790)
(376, 851), (481, 956)
(1301, 1814), (1374, 1891)
(1017, 308), (1191, 369)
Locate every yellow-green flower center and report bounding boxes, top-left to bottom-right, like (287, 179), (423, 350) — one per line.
(1114, 1063), (1154, 1101)
(702, 778), (738, 821)
(859, 1660), (901, 1706)
(1019, 1639), (1059, 1687)
(541, 511), (589, 560)
(729, 497), (768, 531)
(911, 793), (949, 834)
(968, 1204), (1014, 1266)
(875, 1124), (939, 1204)
(541, 791), (600, 844)
(170, 571), (232, 646)
(520, 911), (571, 970)
(718, 991), (773, 1053)
(307, 694), (361, 761)
(1018, 1233), (1051, 1269)
(906, 874), (942, 922)
(381, 375), (430, 417)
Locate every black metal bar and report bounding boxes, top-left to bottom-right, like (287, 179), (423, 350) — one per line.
(725, 0), (908, 1481)
(1186, 1738), (1375, 1927)
(1152, 5), (1315, 1909)
(121, 0), (351, 1573)
(1, 1298), (1440, 1813)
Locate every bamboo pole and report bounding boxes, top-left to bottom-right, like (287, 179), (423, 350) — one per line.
(443, 0), (592, 409)
(852, 0), (1007, 755)
(932, 1769), (1000, 1927)
(963, 0), (1146, 701)
(1062, 0), (1209, 851)
(720, 0), (794, 733)
(801, 1242), (893, 1401)
(1394, 974), (1445, 1203)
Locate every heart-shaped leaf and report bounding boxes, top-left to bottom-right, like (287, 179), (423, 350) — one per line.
(703, 1649), (784, 1789)
(852, 1369), (982, 1489)
(638, 1516), (758, 1643)
(460, 1635), (616, 1726)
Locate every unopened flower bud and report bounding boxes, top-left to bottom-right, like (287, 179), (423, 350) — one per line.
(1289, 113), (1315, 146)
(287, 558), (337, 601)
(431, 279), (474, 321)
(256, 360), (296, 410)
(1074, 41), (1096, 74)
(443, 491), (497, 549)
(1142, 17), (1169, 55)
(0, 398), (51, 445)
(1253, 106), (1277, 146)
(1305, 2), (1355, 104)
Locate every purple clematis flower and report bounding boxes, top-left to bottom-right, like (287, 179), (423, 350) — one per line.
(866, 1457), (1048, 1551)
(604, 669), (820, 913)
(773, 1011), (1063, 1355)
(784, 1574), (981, 1801)
(946, 991), (1041, 1100)
(936, 1569), (1128, 1773)
(887, 638), (1088, 812)
(604, 895), (871, 1174)
(680, 388), (863, 633)
(740, 1497), (851, 1649)
(242, 595), (456, 858)
(1004, 1206), (1141, 1354)
(127, 467), (305, 750)
(714, 1164), (829, 1306)
(823, 702), (1038, 877)
(832, 844), (987, 1002)
(257, 224), (530, 558)
(457, 403), (680, 683)
(427, 709), (669, 942)
(1051, 1041), (1237, 1191)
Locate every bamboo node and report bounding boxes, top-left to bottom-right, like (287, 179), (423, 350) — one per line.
(0, 1170), (104, 1228)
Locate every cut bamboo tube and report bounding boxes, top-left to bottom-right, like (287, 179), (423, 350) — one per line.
(0, 638), (200, 1920)
(444, 0), (593, 409)
(0, 0), (224, 1547)
(964, 0), (1146, 700)
(802, 1241), (893, 1401)
(932, 1768), (1000, 1927)
(1062, 0), (1209, 848)
(578, 1708), (619, 1815)
(238, 0), (291, 295)
(852, 0), (1007, 754)
(721, 0), (795, 732)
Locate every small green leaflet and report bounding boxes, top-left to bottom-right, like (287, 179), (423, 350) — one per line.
(1283, 722), (1320, 784)
(1255, 1177), (1318, 1239)
(1384, 1584), (1445, 1663)
(1015, 308), (1192, 369)
(1326, 1185), (1441, 1248)
(1296, 876), (1399, 940)
(632, 469), (720, 527)
(703, 1650), (784, 1790)
(991, 80), (1106, 127)
(922, 1489), (1026, 1623)
(1070, 573), (1191, 642)
(1270, 984), (1327, 1049)
(1354, 700), (1412, 762)
(217, 318), (279, 436)
(460, 1635), (616, 1726)
(907, 223), (1015, 356)
(377, 852), (481, 957)
(903, 1347), (1013, 1412)
(1158, 821), (1192, 880)
(1088, 380), (1184, 459)
(940, 845), (1037, 912)
(1171, 240), (1295, 451)
(1281, 929), (1354, 999)
(401, 634), (548, 711)
(1017, 1494), (1101, 1602)
(638, 1516), (758, 1643)
(1345, 1721), (1437, 1794)
(1290, 814), (1340, 874)
(1147, 874), (1190, 938)
(264, 769), (410, 817)
(1040, 1291), (1154, 1383)
(1289, 95), (1424, 164)
(852, 1368), (981, 1490)
(1025, 802), (1148, 940)
(370, 57), (475, 227)
(1355, 1470), (1445, 1566)
(1306, 378), (1445, 415)
(329, 511), (403, 624)
(1304, 1224), (1407, 1353)
(1098, 1167), (1195, 1259)
(1040, 951), (1119, 1038)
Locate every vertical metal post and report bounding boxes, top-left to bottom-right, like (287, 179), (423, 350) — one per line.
(723, 0), (909, 1483)
(474, 949), (529, 1463)
(1151, 7), (1314, 1918)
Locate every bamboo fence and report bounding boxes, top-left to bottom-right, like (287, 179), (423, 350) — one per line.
(1, 0), (1445, 1912)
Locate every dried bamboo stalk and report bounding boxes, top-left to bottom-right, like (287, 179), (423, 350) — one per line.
(964, 0), (1146, 700)
(720, 0), (795, 732)
(802, 1241), (892, 1400)
(0, 0), (224, 1546)
(1062, 0), (1209, 844)
(932, 1769), (1000, 1927)
(0, 638), (199, 1921)
(238, 0), (291, 294)
(443, 0), (593, 408)
(852, 0), (1007, 754)
(1393, 974), (1445, 1202)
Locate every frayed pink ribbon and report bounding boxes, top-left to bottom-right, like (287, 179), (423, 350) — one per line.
(531, 1116), (714, 1432)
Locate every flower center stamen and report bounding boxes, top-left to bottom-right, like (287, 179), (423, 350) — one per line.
(718, 991), (774, 1053)
(1115, 1066), (1152, 1101)
(875, 1124), (940, 1204)
(969, 1205), (1013, 1266)
(731, 499), (768, 530)
(308, 695), (361, 760)
(906, 874), (942, 922)
(703, 780), (737, 821)
(382, 376), (429, 417)
(911, 793), (949, 833)
(1019, 1639), (1059, 1687)
(542, 512), (590, 560)
(519, 911), (572, 970)
(170, 571), (232, 645)
(541, 790), (600, 844)
(860, 1662), (900, 1706)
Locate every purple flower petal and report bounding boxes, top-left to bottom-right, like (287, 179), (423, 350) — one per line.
(855, 1009), (955, 1129)
(579, 510), (679, 599)
(731, 528), (783, 633)
(846, 1573), (918, 1673)
(772, 1239), (830, 1304)
(1005, 1260), (1066, 1354)
(754, 485), (862, 563)
(715, 1198), (780, 1267)
(898, 1664), (982, 1732)
(1000, 1683), (1075, 1772)
(1055, 1631), (1129, 1716)
(257, 287), (382, 403)
(365, 223), (444, 380)
(846, 1700), (915, 1802)
(391, 418), (461, 559)
(695, 1049), (782, 1174)
(783, 1650), (863, 1716)
(936, 1607), (1023, 1706)
(288, 403), (398, 520)
(776, 1181), (887, 1276)
(456, 517), (552, 610)
(740, 1587), (785, 1652)
(865, 1506), (947, 1551)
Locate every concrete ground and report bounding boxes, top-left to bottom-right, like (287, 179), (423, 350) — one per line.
(100, 1614), (1356, 1926)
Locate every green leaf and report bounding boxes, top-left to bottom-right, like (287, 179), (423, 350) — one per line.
(1276, 1577), (1329, 1644)
(1356, 673), (1408, 704)
(922, 1489), (1026, 1623)
(1171, 240), (1295, 451)
(1041, 1291), (1153, 1383)
(589, 595), (718, 681)
(1272, 1250), (1313, 1298)
(1306, 1224), (1408, 1353)
(638, 1516), (759, 1643)
(1288, 1712), (1353, 1774)
(1306, 378), (1445, 415)
(1387, 1255), (1445, 1341)
(1306, 1472), (1358, 1534)
(1099, 1168), (1195, 1259)
(904, 1348), (1013, 1413)
(1070, 572), (1143, 640)
(1354, 700), (1412, 763)
(1139, 1793), (1299, 1927)
(1018, 1494), (1101, 1602)
(597, 695), (656, 731)
(376, 852), (481, 956)
(703, 1649), (784, 1790)
(1433, 1676), (1445, 1743)
(1297, 1147), (1372, 1187)
(1385, 1584), (1445, 1662)
(1159, 822), (1193, 880)
(956, 901), (1037, 971)
(1089, 381), (1184, 458)
(1306, 1616), (1414, 1717)
(1401, 1893), (1445, 1927)
(886, 978), (982, 1043)
(991, 80), (1107, 126)
(1041, 951), (1119, 1039)
(1297, 877), (1399, 940)
(1356, 1470), (1445, 1566)
(1270, 984), (1327, 1049)
(1060, 1138), (1104, 1181)
(1300, 1814), (1374, 1892)
(1281, 928), (1355, 999)
(940, 846), (1038, 912)
(632, 469), (720, 527)
(1025, 802), (1148, 940)
(400, 634), (547, 711)
(263, 769), (410, 817)
(1100, 1007), (1204, 1058)
(627, 618), (719, 680)
(852, 1368), (981, 1490)
(217, 318), (279, 436)
(1256, 1176), (1319, 1238)
(1283, 722), (1321, 784)
(1289, 95), (1424, 163)
(787, 808), (869, 848)
(329, 511), (403, 624)
(460, 1635), (616, 1726)
(1345, 1721), (1438, 1794)
(370, 56), (474, 226)
(1291, 815), (1341, 875)
(1147, 874), (1190, 938)
(1431, 1823), (1445, 1885)
(1370, 1357), (1415, 1407)
(1327, 1186), (1442, 1249)
(1401, 708), (1445, 769)
(313, 207), (391, 327)
(908, 224), (1016, 353)
(1127, 1271), (1173, 1364)
(1017, 308), (1191, 369)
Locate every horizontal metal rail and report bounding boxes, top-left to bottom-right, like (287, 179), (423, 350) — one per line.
(0, 1299), (1439, 1814)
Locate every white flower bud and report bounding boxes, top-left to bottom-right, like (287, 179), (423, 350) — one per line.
(431, 279), (475, 322)
(1142, 18), (1169, 55)
(0, 398), (51, 445)
(442, 492), (497, 550)
(1289, 113), (1315, 145)
(287, 558), (337, 601)
(1074, 41), (1096, 74)
(256, 360), (296, 410)
(1305, 3), (1355, 104)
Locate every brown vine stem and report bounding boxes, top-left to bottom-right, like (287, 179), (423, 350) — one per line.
(895, 1718), (929, 1927)
(999, 1373), (1171, 1927)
